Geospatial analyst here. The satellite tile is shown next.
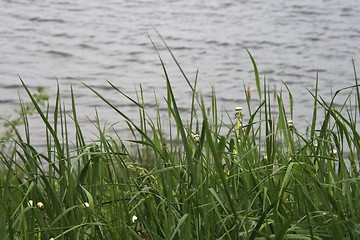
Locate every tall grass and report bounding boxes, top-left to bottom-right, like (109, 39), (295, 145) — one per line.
(0, 42), (359, 239)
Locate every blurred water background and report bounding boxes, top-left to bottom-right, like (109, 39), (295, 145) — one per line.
(0, 0), (359, 143)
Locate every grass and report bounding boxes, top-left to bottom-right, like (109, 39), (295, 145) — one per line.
(0, 40), (360, 239)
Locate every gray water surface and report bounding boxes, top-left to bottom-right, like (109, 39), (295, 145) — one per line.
(1, 0), (359, 140)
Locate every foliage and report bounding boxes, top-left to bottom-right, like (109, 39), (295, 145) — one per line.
(0, 87), (49, 152)
(0, 43), (359, 239)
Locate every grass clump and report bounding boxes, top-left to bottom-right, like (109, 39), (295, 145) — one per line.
(0, 42), (360, 239)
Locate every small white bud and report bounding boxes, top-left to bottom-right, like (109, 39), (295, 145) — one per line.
(193, 134), (200, 143)
(331, 149), (337, 156)
(28, 200), (34, 207)
(235, 106), (243, 111)
(132, 215), (138, 223)
(287, 120), (295, 131)
(83, 202), (90, 208)
(36, 202), (44, 209)
(235, 106), (243, 119)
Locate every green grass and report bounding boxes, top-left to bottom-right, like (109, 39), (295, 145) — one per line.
(1, 41), (360, 239)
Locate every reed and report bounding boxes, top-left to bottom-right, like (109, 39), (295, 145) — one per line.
(0, 42), (359, 239)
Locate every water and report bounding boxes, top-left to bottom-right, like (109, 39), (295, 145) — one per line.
(1, 0), (359, 142)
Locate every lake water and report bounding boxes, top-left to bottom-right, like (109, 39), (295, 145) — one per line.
(1, 0), (359, 142)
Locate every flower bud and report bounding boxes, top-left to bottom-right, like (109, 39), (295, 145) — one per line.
(330, 149), (337, 157)
(287, 120), (295, 131)
(193, 134), (200, 143)
(36, 202), (44, 209)
(235, 106), (243, 119)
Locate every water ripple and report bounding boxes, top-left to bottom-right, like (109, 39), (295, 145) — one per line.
(46, 50), (73, 58)
(0, 0), (359, 134)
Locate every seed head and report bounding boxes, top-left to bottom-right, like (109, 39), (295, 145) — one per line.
(247, 86), (253, 99)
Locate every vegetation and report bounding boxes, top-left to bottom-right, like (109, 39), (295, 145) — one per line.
(0, 42), (359, 239)
(0, 87), (49, 153)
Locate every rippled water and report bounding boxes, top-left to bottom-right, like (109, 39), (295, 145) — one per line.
(1, 0), (359, 141)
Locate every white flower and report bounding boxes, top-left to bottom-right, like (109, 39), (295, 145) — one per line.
(36, 202), (44, 209)
(235, 106), (243, 112)
(83, 202), (90, 208)
(235, 106), (243, 119)
(287, 120), (295, 131)
(132, 215), (138, 223)
(50, 238), (55, 240)
(28, 200), (34, 207)
(331, 149), (337, 156)
(193, 134), (200, 143)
